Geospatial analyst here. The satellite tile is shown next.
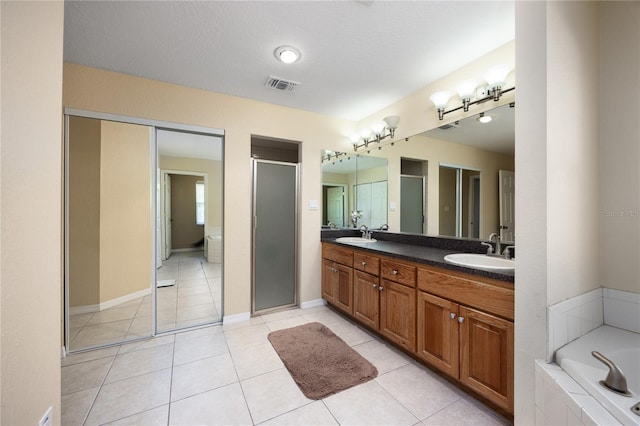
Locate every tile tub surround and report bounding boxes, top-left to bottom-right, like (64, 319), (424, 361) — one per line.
(535, 360), (621, 426)
(61, 305), (511, 425)
(547, 288), (640, 360)
(536, 288), (640, 425)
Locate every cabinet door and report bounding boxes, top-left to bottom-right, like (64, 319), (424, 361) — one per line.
(417, 291), (459, 378)
(333, 262), (354, 315)
(379, 279), (416, 352)
(353, 270), (379, 329)
(459, 306), (514, 412)
(321, 259), (337, 303)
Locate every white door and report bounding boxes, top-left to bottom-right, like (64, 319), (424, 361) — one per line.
(326, 186), (344, 226)
(499, 170), (515, 242)
(370, 180), (388, 229)
(164, 173), (172, 259)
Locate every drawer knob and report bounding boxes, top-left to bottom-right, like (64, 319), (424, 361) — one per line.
(458, 317), (465, 323)
(372, 284), (378, 289)
(450, 313), (456, 320)
(392, 270), (398, 275)
(378, 286), (384, 291)
(361, 261), (367, 266)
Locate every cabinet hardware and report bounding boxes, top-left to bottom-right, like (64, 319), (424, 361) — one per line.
(450, 313), (457, 319)
(372, 284), (378, 288)
(378, 286), (384, 291)
(392, 270), (398, 275)
(361, 261), (367, 266)
(458, 317), (465, 323)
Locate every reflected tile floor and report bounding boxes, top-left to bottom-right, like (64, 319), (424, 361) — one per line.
(62, 305), (512, 425)
(69, 251), (222, 351)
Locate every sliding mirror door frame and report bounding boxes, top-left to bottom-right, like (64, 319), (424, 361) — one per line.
(64, 108), (224, 353)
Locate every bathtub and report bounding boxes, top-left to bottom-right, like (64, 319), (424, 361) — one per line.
(555, 325), (640, 425)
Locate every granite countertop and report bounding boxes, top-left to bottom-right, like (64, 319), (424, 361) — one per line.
(321, 231), (514, 283)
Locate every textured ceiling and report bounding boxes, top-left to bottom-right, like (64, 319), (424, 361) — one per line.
(64, 1), (515, 122)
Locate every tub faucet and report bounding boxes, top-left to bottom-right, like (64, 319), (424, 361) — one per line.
(592, 351), (632, 396)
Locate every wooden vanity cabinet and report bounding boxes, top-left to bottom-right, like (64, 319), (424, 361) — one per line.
(321, 242), (514, 414)
(417, 267), (514, 413)
(459, 305), (514, 413)
(417, 291), (460, 378)
(352, 253), (416, 352)
(321, 245), (354, 315)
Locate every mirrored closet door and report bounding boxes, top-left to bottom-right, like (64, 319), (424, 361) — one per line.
(65, 113), (224, 353)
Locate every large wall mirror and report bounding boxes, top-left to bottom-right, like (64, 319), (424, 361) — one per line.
(322, 154), (388, 228)
(321, 103), (515, 242)
(65, 113), (224, 352)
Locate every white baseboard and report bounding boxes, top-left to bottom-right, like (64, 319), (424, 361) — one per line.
(171, 247), (204, 253)
(69, 288), (151, 315)
(223, 312), (251, 325)
(300, 298), (327, 310)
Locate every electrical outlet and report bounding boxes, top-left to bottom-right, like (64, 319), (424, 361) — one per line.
(308, 200), (318, 210)
(38, 406), (53, 426)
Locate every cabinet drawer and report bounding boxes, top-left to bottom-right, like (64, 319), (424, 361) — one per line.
(417, 268), (514, 320)
(381, 259), (416, 287)
(354, 252), (380, 275)
(322, 244), (353, 267)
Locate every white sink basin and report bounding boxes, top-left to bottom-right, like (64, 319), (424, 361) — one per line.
(444, 253), (515, 271)
(336, 237), (377, 244)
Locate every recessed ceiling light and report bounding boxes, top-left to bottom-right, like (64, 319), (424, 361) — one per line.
(274, 45), (301, 64)
(477, 112), (493, 124)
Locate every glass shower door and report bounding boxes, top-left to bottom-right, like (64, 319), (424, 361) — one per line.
(252, 160), (298, 313)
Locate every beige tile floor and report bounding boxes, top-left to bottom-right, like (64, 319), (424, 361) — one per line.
(69, 251), (222, 351)
(62, 305), (512, 425)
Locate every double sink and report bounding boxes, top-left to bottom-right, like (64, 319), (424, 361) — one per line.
(335, 237), (515, 271)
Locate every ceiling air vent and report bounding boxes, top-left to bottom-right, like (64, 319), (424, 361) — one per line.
(265, 76), (300, 92)
(438, 121), (460, 130)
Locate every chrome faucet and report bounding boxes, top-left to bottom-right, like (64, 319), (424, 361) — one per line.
(488, 233), (502, 256)
(592, 351), (632, 396)
(359, 224), (372, 240)
(327, 221), (337, 229)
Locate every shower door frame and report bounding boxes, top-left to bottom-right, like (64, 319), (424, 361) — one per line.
(251, 159), (300, 315)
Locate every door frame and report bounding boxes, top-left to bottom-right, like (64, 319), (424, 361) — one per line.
(160, 170), (208, 259)
(251, 158), (299, 315)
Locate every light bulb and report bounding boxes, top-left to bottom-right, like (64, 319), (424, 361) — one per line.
(429, 91), (452, 108)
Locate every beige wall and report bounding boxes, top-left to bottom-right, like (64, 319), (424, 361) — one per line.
(99, 121), (152, 302)
(170, 174), (204, 249)
(600, 1), (640, 294)
(514, 2), (602, 422)
(0, 1), (64, 424)
(160, 155), (223, 229)
(63, 63), (355, 315)
(68, 116), (101, 307)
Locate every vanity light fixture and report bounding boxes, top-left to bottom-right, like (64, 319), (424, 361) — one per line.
(321, 150), (346, 163)
(429, 65), (514, 120)
(274, 45), (301, 64)
(351, 115), (400, 151)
